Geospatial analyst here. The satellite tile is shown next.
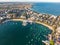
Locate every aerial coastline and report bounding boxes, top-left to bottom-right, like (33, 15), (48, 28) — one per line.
(0, 3), (60, 45)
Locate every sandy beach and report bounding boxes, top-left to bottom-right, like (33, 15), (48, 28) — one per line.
(11, 19), (54, 31)
(35, 21), (54, 31)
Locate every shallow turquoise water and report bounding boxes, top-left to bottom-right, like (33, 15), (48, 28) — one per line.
(0, 21), (52, 45)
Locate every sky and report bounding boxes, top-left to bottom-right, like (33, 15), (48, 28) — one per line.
(0, 0), (60, 2)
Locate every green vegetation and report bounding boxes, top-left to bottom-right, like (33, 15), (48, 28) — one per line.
(50, 40), (54, 45)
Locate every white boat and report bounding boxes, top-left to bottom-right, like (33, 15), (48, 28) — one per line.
(22, 20), (28, 26)
(42, 40), (50, 45)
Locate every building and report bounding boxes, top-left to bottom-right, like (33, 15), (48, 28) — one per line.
(7, 13), (16, 19)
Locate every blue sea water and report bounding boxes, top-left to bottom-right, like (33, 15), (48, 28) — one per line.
(32, 3), (60, 16)
(0, 21), (52, 45)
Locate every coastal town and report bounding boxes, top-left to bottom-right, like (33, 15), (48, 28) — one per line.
(0, 3), (60, 45)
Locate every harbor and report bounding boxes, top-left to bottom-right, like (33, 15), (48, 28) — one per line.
(0, 2), (60, 45)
